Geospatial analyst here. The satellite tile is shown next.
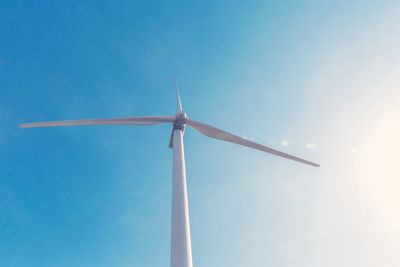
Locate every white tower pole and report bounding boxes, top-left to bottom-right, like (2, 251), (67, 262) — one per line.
(170, 128), (193, 267)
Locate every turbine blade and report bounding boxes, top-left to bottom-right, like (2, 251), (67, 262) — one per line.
(186, 119), (320, 167)
(19, 116), (175, 128)
(168, 130), (174, 148)
(174, 80), (183, 112)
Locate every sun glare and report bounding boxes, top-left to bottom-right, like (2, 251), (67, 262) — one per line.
(352, 105), (400, 234)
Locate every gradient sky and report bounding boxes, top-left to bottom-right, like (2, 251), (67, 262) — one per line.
(1, 1), (400, 266)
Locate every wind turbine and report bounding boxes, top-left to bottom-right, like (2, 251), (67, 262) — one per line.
(19, 87), (319, 267)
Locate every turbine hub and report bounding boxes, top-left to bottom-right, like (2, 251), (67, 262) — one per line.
(173, 112), (188, 130)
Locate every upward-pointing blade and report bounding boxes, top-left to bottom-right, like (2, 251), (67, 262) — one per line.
(186, 119), (320, 167)
(19, 116), (175, 128)
(174, 80), (183, 112)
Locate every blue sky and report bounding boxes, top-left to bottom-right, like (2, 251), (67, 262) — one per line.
(1, 1), (400, 266)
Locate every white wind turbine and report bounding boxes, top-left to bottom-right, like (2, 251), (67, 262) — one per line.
(19, 87), (319, 267)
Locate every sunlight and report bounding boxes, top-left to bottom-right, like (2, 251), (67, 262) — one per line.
(353, 104), (400, 234)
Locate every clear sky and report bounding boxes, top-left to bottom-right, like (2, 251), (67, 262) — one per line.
(1, 1), (400, 266)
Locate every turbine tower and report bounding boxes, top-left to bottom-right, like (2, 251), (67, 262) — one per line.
(19, 87), (319, 267)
